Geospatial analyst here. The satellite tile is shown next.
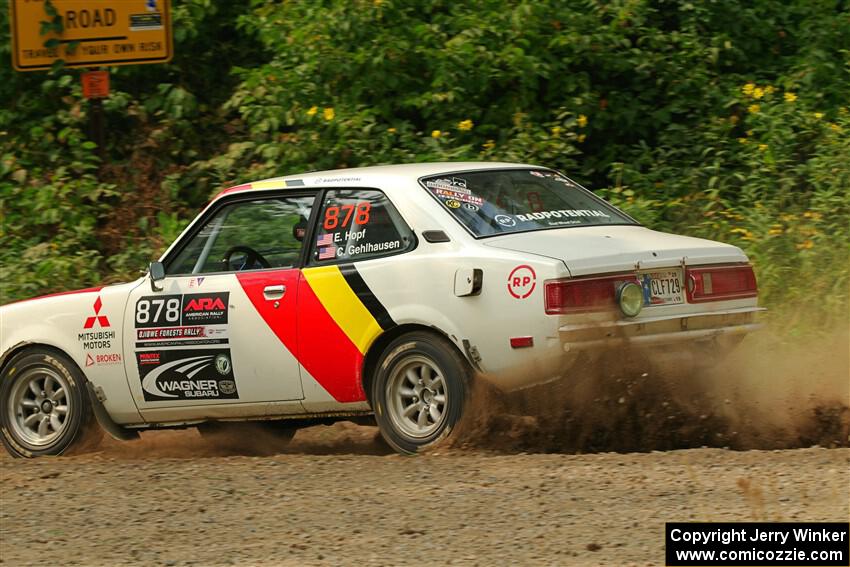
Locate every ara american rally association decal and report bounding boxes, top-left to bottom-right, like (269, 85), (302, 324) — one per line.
(134, 292), (229, 348)
(134, 292), (237, 401)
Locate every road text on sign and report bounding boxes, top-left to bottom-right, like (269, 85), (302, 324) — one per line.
(10, 0), (172, 71)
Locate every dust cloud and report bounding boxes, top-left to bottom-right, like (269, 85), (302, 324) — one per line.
(451, 326), (849, 453)
(82, 327), (847, 459)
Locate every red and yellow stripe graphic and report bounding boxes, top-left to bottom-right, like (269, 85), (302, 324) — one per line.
(297, 265), (395, 402)
(238, 265), (394, 403)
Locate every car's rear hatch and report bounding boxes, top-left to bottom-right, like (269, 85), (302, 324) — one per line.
(482, 225), (747, 277)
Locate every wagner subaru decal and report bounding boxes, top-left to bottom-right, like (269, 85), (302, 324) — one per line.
(136, 348), (239, 401)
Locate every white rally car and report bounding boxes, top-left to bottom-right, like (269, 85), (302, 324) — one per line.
(0, 163), (763, 457)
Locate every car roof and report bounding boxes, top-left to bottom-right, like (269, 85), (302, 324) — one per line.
(216, 161), (539, 199)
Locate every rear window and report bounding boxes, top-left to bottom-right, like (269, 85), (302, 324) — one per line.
(419, 169), (637, 237)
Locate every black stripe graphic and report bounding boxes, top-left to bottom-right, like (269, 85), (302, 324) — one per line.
(339, 264), (396, 331)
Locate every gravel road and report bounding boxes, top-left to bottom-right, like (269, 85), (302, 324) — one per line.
(1, 425), (847, 567)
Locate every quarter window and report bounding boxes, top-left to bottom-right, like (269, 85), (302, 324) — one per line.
(311, 189), (414, 263)
(167, 196), (315, 275)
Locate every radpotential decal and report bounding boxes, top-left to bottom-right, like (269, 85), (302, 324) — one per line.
(136, 348), (238, 401)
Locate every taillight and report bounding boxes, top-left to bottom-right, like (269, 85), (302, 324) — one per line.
(545, 274), (640, 315)
(685, 264), (757, 303)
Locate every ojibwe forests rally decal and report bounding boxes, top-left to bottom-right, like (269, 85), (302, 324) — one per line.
(136, 348), (238, 401)
(134, 292), (237, 401)
(134, 292), (229, 348)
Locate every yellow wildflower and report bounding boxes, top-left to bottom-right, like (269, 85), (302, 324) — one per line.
(577, 114), (588, 128)
(829, 123), (842, 132)
(742, 83), (755, 96)
(784, 92), (797, 103)
(730, 227), (754, 240)
(748, 104), (760, 114)
(779, 213), (795, 222)
(813, 112), (824, 120)
(737, 137), (748, 144)
(577, 134), (586, 143)
(387, 127), (397, 134)
(758, 144), (768, 151)
(323, 107), (335, 121)
(752, 87), (764, 99)
(551, 126), (562, 137)
(457, 119), (474, 131)
(431, 130), (442, 139)
(483, 139), (495, 150)
(768, 226), (783, 236)
(796, 240), (814, 250)
(765, 85), (775, 95)
(306, 106), (318, 116)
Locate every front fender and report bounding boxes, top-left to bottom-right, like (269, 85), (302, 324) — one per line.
(0, 283), (143, 424)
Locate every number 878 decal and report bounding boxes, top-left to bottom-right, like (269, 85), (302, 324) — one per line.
(323, 201), (371, 230)
(135, 292), (229, 328)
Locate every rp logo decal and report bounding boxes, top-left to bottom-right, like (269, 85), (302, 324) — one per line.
(84, 296), (110, 329)
(507, 265), (537, 299)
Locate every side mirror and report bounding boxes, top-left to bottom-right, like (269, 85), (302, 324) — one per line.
(149, 261), (165, 292)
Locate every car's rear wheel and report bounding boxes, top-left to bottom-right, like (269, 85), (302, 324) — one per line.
(0, 349), (101, 458)
(372, 332), (469, 454)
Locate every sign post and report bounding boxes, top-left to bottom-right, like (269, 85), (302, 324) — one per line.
(81, 70), (109, 160)
(8, 0), (173, 169)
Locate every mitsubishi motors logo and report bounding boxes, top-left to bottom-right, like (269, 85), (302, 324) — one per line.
(84, 296), (111, 329)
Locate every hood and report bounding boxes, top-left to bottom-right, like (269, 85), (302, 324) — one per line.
(483, 225), (748, 276)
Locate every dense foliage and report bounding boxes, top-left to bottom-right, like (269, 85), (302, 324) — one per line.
(1, 0), (848, 332)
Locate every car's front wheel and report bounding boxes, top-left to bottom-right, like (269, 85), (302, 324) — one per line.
(372, 332), (469, 454)
(0, 349), (101, 458)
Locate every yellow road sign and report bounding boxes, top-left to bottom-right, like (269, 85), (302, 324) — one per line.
(10, 0), (172, 71)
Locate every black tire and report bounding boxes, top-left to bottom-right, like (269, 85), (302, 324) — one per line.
(371, 332), (470, 454)
(0, 349), (101, 458)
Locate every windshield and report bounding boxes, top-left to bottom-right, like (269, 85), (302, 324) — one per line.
(419, 169), (637, 237)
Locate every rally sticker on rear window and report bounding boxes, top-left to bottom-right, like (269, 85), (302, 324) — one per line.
(425, 177), (485, 208)
(136, 348), (238, 401)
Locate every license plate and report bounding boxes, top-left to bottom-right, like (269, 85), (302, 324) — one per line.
(639, 269), (684, 306)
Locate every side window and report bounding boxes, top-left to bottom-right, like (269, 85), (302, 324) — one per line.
(167, 196), (315, 275)
(311, 189), (414, 264)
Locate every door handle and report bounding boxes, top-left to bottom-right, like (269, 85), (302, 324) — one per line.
(263, 284), (286, 300)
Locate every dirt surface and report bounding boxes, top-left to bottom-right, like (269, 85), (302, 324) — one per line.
(0, 425), (848, 567)
(1, 330), (847, 565)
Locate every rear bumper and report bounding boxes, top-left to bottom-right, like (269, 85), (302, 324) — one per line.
(559, 307), (765, 351)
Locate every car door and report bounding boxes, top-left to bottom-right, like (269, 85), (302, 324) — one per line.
(296, 188), (416, 410)
(122, 193), (317, 419)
